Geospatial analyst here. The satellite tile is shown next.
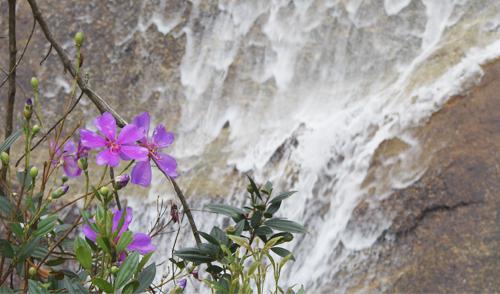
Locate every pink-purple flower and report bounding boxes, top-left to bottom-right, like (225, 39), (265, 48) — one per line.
(79, 112), (148, 167)
(50, 140), (89, 177)
(130, 112), (177, 187)
(82, 207), (155, 256)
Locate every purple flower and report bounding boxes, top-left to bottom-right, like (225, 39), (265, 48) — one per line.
(178, 279), (187, 289)
(80, 112), (148, 167)
(50, 140), (89, 177)
(82, 207), (155, 255)
(130, 112), (177, 187)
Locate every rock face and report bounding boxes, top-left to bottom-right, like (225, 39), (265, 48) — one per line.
(343, 59), (500, 293)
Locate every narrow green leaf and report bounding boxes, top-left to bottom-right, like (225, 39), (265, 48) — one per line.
(18, 237), (41, 261)
(247, 175), (262, 200)
(199, 231), (220, 245)
(270, 191), (296, 204)
(123, 281), (139, 294)
(34, 215), (58, 237)
(0, 129), (22, 153)
(137, 252), (153, 273)
(205, 204), (245, 220)
(271, 247), (295, 260)
(233, 220), (245, 236)
(115, 252), (140, 290)
(264, 218), (306, 234)
(116, 231), (133, 253)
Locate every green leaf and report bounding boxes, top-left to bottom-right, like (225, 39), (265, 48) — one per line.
(116, 231), (133, 253)
(250, 211), (263, 228)
(234, 220), (245, 236)
(0, 129), (22, 153)
(227, 235), (250, 250)
(18, 237), (41, 261)
(265, 201), (281, 217)
(205, 204), (245, 220)
(199, 231), (220, 245)
(45, 258), (66, 266)
(261, 181), (273, 195)
(93, 278), (113, 293)
(96, 236), (111, 254)
(264, 218), (306, 234)
(115, 252), (140, 290)
(137, 252), (153, 273)
(210, 226), (229, 245)
(0, 286), (14, 294)
(10, 222), (23, 238)
(28, 279), (49, 294)
(75, 245), (92, 270)
(270, 191), (296, 204)
(271, 247), (295, 260)
(34, 215), (58, 237)
(174, 247), (215, 264)
(255, 225), (273, 236)
(123, 281), (139, 294)
(247, 175), (262, 201)
(0, 195), (13, 218)
(63, 276), (89, 294)
(134, 263), (156, 293)
(0, 239), (14, 258)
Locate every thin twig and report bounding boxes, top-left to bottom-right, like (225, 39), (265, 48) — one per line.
(26, 0), (127, 127)
(0, 18), (36, 90)
(39, 44), (52, 65)
(15, 91), (85, 167)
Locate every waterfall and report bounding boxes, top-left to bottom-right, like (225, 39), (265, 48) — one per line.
(118, 0), (500, 292)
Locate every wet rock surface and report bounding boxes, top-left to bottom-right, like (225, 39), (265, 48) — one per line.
(343, 59), (500, 293)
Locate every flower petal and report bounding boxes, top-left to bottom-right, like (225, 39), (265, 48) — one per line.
(96, 149), (120, 167)
(63, 140), (76, 154)
(80, 129), (106, 149)
(131, 160), (152, 187)
(152, 125), (174, 148)
(120, 145), (149, 161)
(117, 124), (145, 145)
(128, 233), (155, 254)
(82, 224), (97, 242)
(155, 153), (178, 178)
(112, 207), (133, 238)
(132, 112), (150, 137)
(94, 112), (116, 140)
(63, 156), (82, 177)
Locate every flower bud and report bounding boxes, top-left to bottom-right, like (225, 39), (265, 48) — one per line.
(114, 174), (129, 190)
(1, 152), (9, 166)
(24, 99), (33, 120)
(61, 175), (69, 183)
(28, 266), (37, 277)
(51, 185), (69, 199)
(32, 124), (41, 136)
(29, 166), (39, 179)
(74, 32), (84, 47)
(110, 266), (119, 274)
(30, 77), (39, 90)
(77, 157), (88, 171)
(99, 186), (110, 197)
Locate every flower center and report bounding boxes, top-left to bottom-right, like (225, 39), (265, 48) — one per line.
(107, 140), (121, 153)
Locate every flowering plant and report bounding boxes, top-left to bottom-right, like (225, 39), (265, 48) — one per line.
(0, 29), (305, 294)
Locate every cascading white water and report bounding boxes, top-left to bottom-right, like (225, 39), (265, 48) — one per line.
(121, 0), (500, 292)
